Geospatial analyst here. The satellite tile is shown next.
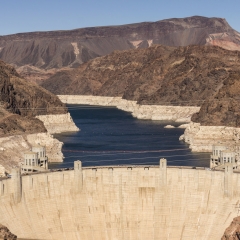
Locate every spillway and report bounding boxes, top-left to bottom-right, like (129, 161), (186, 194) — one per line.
(0, 160), (239, 240)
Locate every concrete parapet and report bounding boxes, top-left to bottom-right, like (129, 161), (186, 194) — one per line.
(11, 168), (22, 203)
(74, 160), (82, 193)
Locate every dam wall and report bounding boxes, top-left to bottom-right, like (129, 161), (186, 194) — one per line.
(58, 95), (200, 122)
(0, 162), (239, 240)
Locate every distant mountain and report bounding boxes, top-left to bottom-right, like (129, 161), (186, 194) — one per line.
(42, 44), (240, 127)
(0, 16), (240, 81)
(0, 60), (67, 136)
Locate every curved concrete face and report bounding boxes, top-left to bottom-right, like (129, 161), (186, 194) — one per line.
(0, 165), (240, 240)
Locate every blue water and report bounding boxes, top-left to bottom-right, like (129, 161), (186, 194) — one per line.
(49, 104), (210, 169)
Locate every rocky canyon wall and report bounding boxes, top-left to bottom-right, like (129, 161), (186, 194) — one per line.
(180, 122), (240, 152)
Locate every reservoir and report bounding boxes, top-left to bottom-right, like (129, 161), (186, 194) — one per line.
(50, 104), (210, 168)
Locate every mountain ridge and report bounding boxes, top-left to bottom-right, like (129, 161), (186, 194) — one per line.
(0, 16), (239, 82)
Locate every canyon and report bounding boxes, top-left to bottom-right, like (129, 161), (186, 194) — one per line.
(1, 15), (240, 239)
(42, 43), (240, 153)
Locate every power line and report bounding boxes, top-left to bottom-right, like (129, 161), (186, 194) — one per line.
(62, 152), (209, 160)
(62, 148), (194, 155)
(51, 157), (210, 166)
(2, 96), (240, 111)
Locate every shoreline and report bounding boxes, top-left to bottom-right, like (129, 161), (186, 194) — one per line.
(0, 112), (79, 172)
(58, 95), (200, 122)
(58, 95), (240, 153)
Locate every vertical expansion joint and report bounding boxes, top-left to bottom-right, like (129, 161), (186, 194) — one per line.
(224, 163), (233, 198)
(0, 181), (4, 196)
(74, 160), (83, 193)
(11, 168), (22, 203)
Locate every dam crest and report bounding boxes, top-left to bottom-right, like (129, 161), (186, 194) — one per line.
(0, 160), (239, 240)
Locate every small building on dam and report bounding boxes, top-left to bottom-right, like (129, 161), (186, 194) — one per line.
(21, 145), (48, 173)
(0, 159), (240, 239)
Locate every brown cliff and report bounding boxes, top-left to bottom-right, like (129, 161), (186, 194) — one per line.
(0, 60), (67, 136)
(0, 16), (239, 81)
(42, 44), (240, 127)
(192, 71), (240, 127)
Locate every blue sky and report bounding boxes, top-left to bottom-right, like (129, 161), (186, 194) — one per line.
(1, 0), (240, 35)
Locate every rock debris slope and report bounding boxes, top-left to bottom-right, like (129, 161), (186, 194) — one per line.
(0, 16), (239, 81)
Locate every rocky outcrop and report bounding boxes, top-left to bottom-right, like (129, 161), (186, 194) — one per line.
(0, 133), (63, 171)
(164, 125), (175, 128)
(0, 16), (239, 81)
(222, 217), (240, 240)
(180, 122), (240, 152)
(36, 113), (79, 134)
(59, 95), (200, 122)
(0, 224), (17, 240)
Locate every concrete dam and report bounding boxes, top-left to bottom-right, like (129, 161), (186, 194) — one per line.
(0, 160), (239, 240)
